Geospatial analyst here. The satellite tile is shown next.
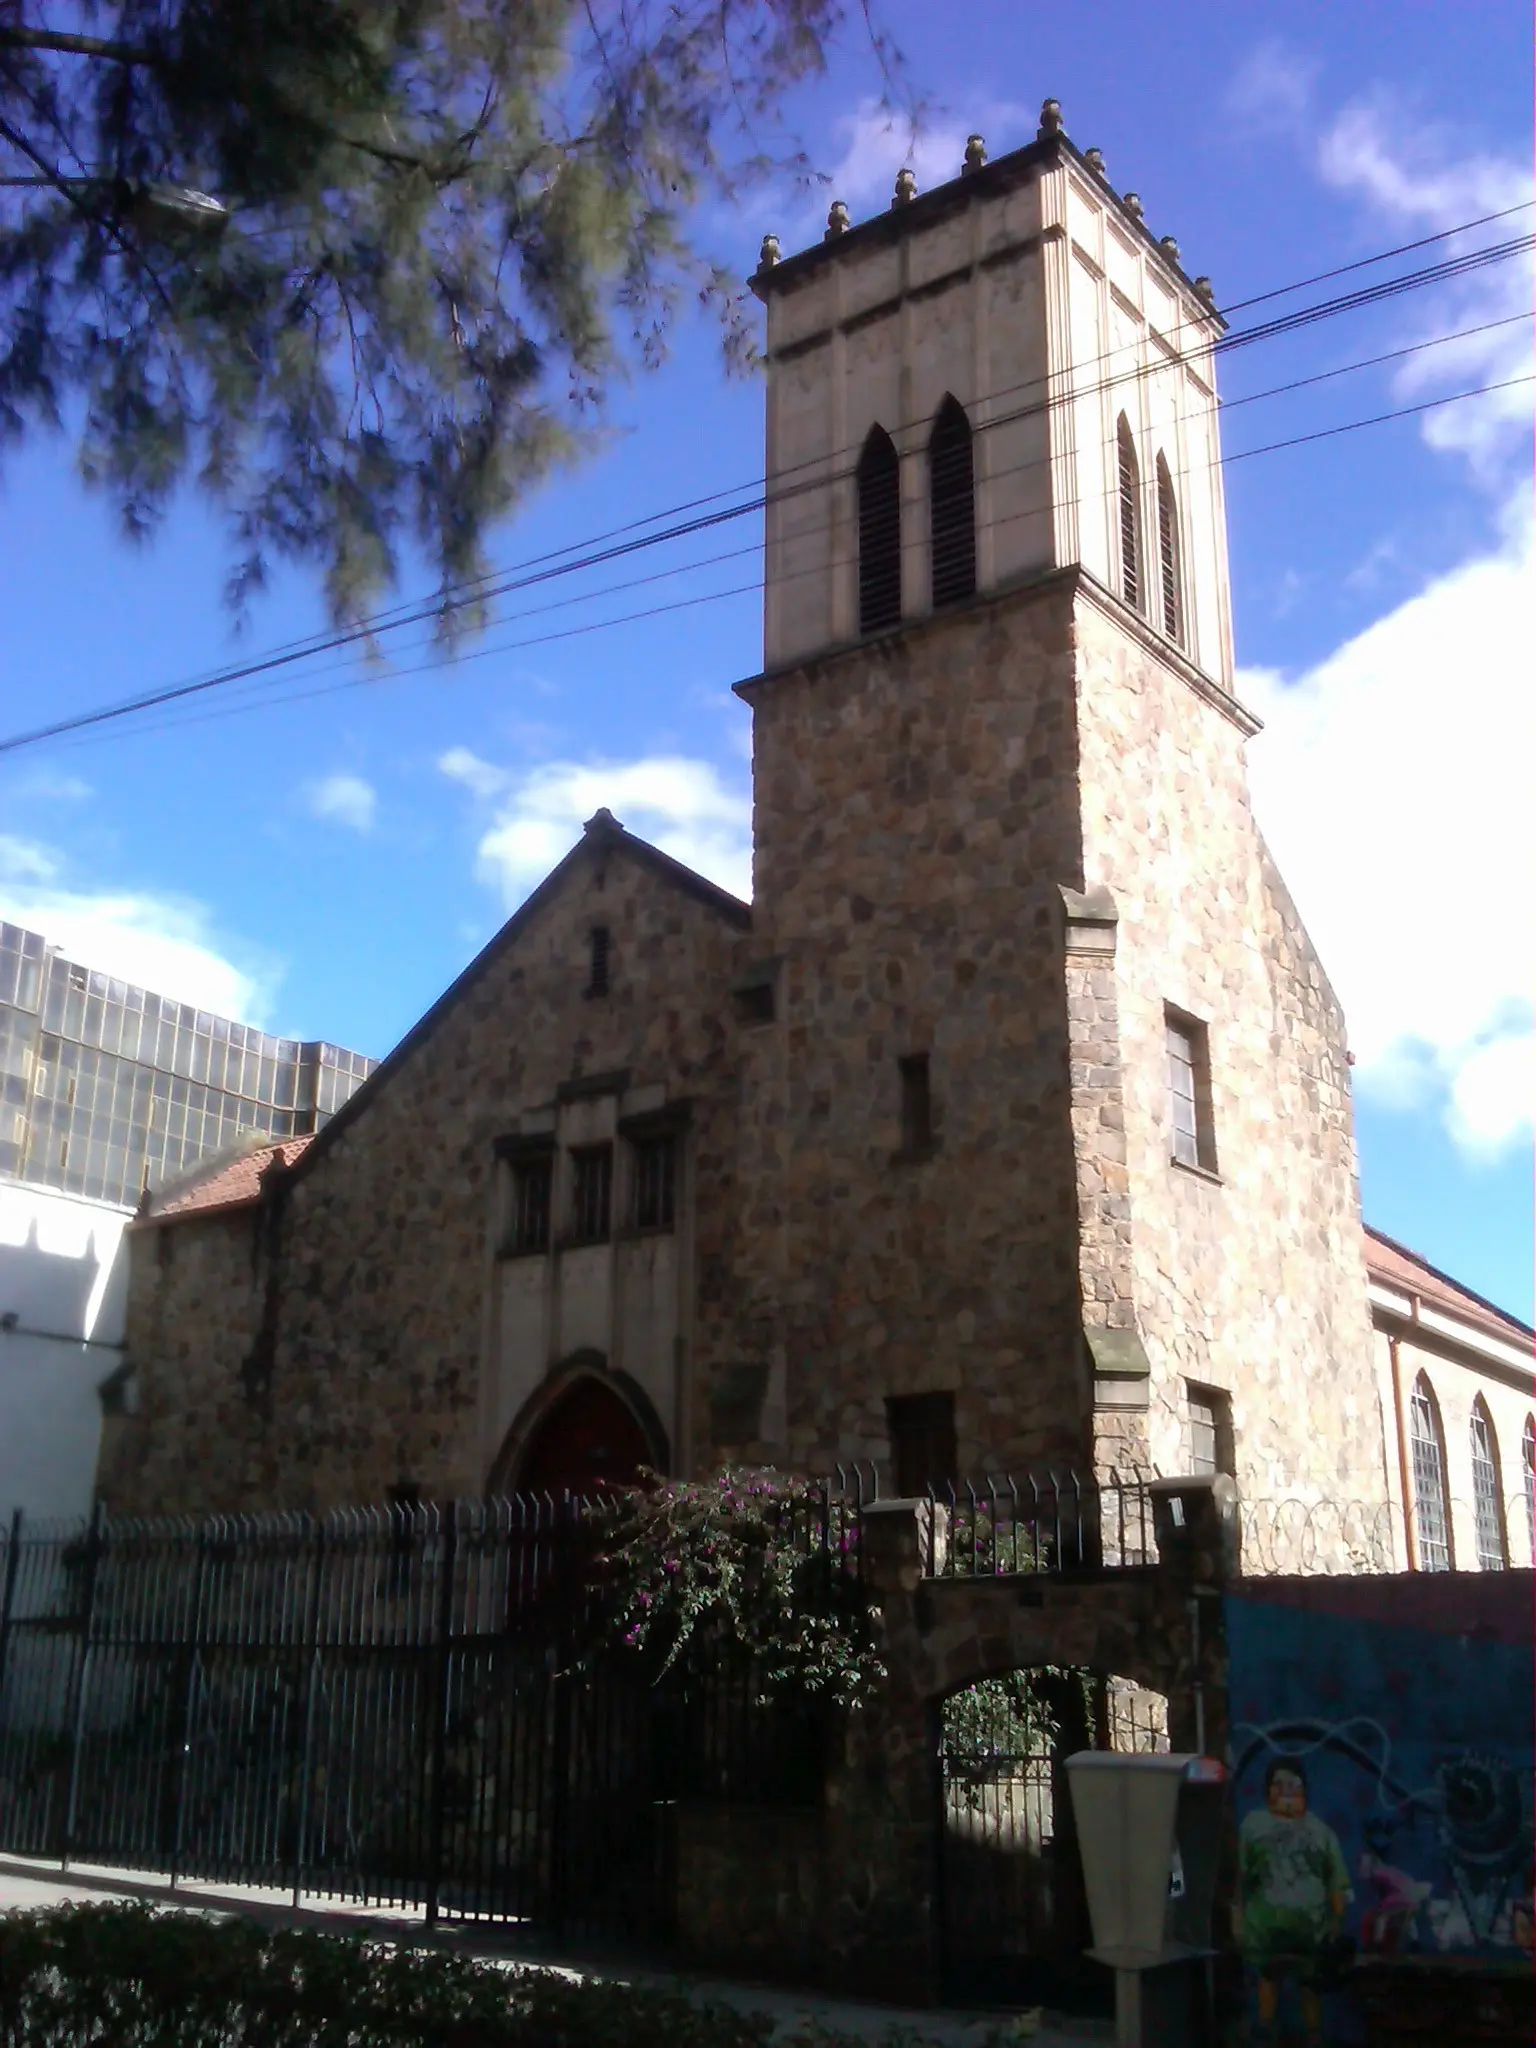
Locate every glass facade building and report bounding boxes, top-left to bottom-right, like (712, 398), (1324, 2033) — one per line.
(0, 921), (375, 1209)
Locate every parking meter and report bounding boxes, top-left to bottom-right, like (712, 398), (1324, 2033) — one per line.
(1064, 1751), (1227, 2048)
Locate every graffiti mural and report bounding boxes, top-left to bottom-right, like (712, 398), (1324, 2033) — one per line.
(1225, 1589), (1534, 2045)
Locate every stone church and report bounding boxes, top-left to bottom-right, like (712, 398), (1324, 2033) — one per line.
(98, 104), (1387, 1519)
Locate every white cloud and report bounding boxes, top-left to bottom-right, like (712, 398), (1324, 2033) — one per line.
(438, 746), (509, 801)
(1315, 103), (1534, 476)
(1243, 500), (1536, 1163)
(0, 836), (275, 1022)
(1225, 41), (1319, 136)
(306, 772), (377, 833)
(445, 753), (752, 907)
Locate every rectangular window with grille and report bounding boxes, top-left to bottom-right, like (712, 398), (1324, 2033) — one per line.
(1166, 1009), (1217, 1173)
(632, 1133), (676, 1231)
(570, 1144), (613, 1244)
(507, 1152), (552, 1255)
(1186, 1385), (1233, 1477)
(887, 1391), (958, 1497)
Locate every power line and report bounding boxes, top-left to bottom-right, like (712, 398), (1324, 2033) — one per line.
(1215, 198), (1534, 316)
(2, 226), (1530, 756)
(33, 367), (1532, 757)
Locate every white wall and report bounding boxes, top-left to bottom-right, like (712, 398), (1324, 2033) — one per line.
(0, 1180), (132, 1523)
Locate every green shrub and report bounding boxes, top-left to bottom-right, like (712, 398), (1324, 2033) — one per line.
(0, 1903), (822, 2048)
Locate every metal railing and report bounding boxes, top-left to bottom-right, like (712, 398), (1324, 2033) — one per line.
(0, 1486), (856, 1934)
(921, 1472), (1157, 1578)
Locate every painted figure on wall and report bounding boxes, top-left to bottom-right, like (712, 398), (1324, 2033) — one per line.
(1236, 1757), (1352, 2047)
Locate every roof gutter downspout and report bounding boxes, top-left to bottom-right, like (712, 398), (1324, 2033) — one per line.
(1388, 1331), (1416, 1570)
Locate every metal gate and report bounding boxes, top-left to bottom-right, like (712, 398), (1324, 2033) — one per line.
(935, 1668), (1168, 2012)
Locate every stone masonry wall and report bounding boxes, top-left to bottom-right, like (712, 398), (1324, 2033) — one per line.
(735, 576), (1095, 1479)
(103, 834), (754, 1516)
(1071, 584), (1386, 1503)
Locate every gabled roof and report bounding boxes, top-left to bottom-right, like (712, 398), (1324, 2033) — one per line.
(1364, 1225), (1534, 1347)
(268, 809), (747, 1199)
(139, 1135), (316, 1226)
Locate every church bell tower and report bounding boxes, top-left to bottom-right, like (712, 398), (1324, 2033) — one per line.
(727, 103), (1381, 1509)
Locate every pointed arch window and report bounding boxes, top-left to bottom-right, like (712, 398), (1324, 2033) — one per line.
(857, 425), (902, 635)
(1523, 1417), (1535, 1558)
(1116, 415), (1143, 612)
(929, 394), (976, 609)
(1156, 454), (1182, 643)
(1408, 1375), (1451, 1571)
(1470, 1400), (1507, 1569)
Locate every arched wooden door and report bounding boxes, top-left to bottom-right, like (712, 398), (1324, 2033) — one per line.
(516, 1376), (652, 1497)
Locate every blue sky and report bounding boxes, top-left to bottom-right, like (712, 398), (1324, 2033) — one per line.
(0, 2), (1531, 1321)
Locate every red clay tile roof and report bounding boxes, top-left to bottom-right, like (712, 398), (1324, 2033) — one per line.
(142, 1134), (316, 1224)
(1364, 1224), (1534, 1346)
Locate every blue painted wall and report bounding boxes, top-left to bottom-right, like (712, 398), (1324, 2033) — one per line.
(1225, 1585), (1534, 2042)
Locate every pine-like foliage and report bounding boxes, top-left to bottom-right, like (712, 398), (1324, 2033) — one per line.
(0, 3), (884, 623)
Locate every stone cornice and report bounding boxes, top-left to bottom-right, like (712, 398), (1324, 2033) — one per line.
(735, 562), (1263, 740)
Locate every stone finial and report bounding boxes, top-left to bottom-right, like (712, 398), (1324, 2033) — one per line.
(1038, 97), (1064, 139)
(584, 806), (623, 835)
(824, 199), (850, 239)
(892, 166), (917, 208)
(962, 134), (987, 175)
(1084, 146), (1107, 177)
(1160, 234), (1180, 261)
(757, 232), (780, 270)
(1193, 275), (1216, 304)
(1122, 190), (1144, 221)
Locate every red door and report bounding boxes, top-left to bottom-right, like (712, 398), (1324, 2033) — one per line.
(517, 1378), (651, 1498)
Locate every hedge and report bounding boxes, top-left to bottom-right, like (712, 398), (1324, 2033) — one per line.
(0, 1904), (1000, 2048)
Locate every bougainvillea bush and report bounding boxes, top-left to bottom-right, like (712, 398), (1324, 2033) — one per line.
(588, 1469), (886, 1709)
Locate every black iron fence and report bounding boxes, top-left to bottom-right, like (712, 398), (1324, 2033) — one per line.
(921, 1472), (1158, 1578)
(0, 1489), (857, 1938)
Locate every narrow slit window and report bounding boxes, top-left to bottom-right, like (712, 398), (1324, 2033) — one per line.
(1470, 1401), (1507, 1569)
(570, 1144), (613, 1244)
(1117, 415), (1142, 612)
(1409, 1376), (1451, 1571)
(587, 926), (610, 997)
(857, 425), (902, 634)
(633, 1133), (676, 1231)
(899, 1052), (933, 1154)
(1156, 454), (1181, 642)
(929, 395), (976, 609)
(1165, 1010), (1216, 1173)
(508, 1153), (553, 1255)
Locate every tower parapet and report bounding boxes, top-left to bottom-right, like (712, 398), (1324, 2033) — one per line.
(751, 100), (1234, 691)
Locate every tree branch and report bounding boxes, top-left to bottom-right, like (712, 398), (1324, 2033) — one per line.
(0, 26), (150, 65)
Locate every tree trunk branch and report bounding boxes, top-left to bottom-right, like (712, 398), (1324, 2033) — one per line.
(0, 27), (150, 65)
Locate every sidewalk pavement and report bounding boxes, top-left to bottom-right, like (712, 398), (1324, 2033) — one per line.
(0, 1855), (1109, 2047)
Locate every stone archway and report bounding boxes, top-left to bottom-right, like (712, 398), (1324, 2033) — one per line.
(491, 1365), (665, 1498)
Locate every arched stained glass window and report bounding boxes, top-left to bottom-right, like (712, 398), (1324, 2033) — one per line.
(1408, 1376), (1451, 1571)
(1470, 1399), (1507, 1569)
(1156, 454), (1181, 643)
(1116, 415), (1142, 612)
(857, 425), (902, 635)
(929, 394), (976, 609)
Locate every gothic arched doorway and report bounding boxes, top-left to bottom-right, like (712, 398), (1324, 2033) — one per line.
(508, 1374), (654, 1498)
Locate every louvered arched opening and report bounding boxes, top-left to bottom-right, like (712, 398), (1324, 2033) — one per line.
(1470, 1399), (1507, 1569)
(928, 394), (976, 610)
(857, 425), (902, 634)
(1524, 1417), (1536, 1559)
(1408, 1375), (1452, 1571)
(1156, 454), (1181, 643)
(1116, 415), (1142, 612)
